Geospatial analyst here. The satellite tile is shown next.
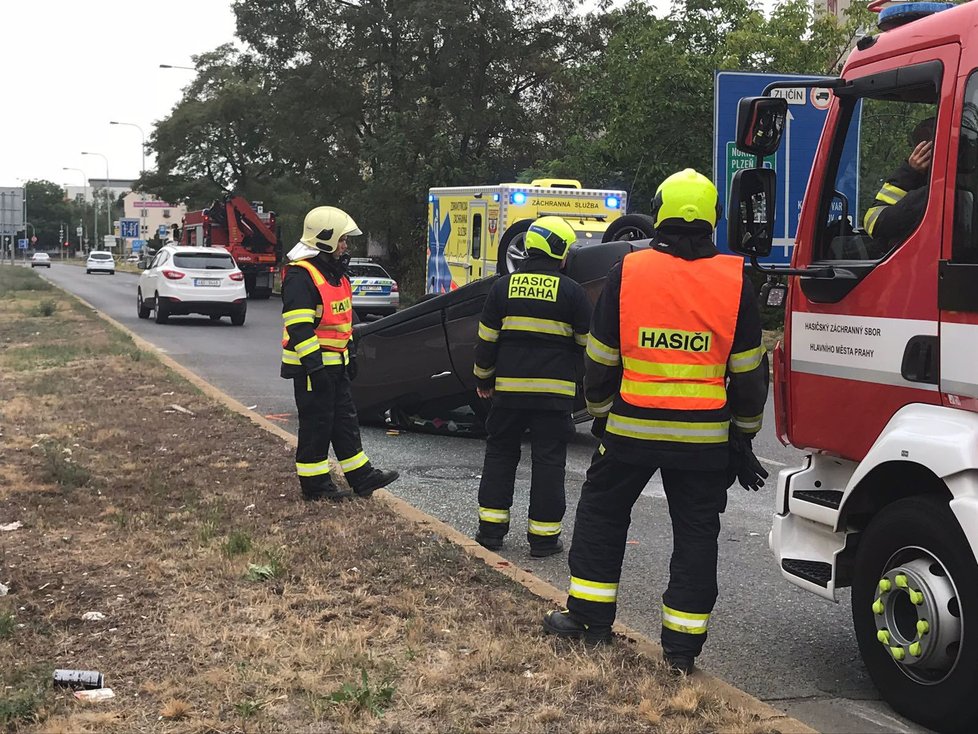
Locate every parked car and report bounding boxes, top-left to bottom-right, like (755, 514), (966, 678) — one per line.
(125, 253), (141, 263)
(137, 245), (247, 325)
(86, 251), (115, 275)
(348, 258), (399, 318)
(30, 252), (51, 268)
(351, 234), (653, 433)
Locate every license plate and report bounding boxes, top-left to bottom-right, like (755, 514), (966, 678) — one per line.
(194, 278), (221, 287)
(359, 285), (383, 293)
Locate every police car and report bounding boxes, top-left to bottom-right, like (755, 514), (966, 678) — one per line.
(348, 258), (399, 317)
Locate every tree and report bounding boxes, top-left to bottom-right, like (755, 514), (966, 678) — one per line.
(20, 181), (78, 250)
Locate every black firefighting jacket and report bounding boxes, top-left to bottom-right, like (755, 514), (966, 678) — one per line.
(474, 254), (592, 411)
(584, 227), (768, 470)
(280, 254), (351, 380)
(863, 161), (928, 248)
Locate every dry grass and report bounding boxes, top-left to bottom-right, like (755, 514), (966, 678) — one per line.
(0, 265), (778, 733)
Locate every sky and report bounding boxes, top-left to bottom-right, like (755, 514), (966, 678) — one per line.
(0, 1), (238, 188)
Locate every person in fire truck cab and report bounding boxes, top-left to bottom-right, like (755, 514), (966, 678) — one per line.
(280, 206), (398, 501)
(542, 169), (769, 675)
(471, 216), (592, 559)
(863, 116), (935, 251)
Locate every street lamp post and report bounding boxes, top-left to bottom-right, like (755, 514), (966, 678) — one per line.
(159, 64), (195, 70)
(81, 152), (112, 254)
(63, 167), (89, 253)
(110, 121), (147, 247)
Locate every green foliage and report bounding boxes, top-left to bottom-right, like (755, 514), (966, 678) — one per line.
(31, 299), (57, 317)
(141, 0), (865, 297)
(328, 668), (395, 717)
(0, 610), (15, 638)
(245, 553), (285, 581)
(234, 699), (264, 718)
(0, 668), (48, 727)
(38, 440), (91, 490)
(222, 530), (253, 557)
(0, 265), (52, 293)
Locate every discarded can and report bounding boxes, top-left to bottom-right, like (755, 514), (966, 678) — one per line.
(53, 669), (104, 690)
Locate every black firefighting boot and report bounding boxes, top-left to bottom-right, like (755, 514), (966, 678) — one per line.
(301, 475), (353, 502)
(474, 530), (504, 551)
(529, 537), (564, 558)
(663, 654), (695, 676)
(542, 609), (612, 645)
(350, 468), (399, 498)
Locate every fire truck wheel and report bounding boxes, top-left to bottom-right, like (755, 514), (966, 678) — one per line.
(601, 214), (656, 243)
(137, 289), (151, 320)
(154, 293), (169, 324)
(852, 494), (978, 733)
(495, 219), (533, 275)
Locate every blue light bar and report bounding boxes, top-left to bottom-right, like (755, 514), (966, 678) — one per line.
(428, 194), (435, 203)
(605, 195), (621, 209)
(511, 192), (527, 205)
(492, 193), (500, 202)
(878, 2), (954, 31)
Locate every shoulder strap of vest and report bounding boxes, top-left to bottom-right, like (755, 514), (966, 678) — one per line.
(291, 259), (326, 286)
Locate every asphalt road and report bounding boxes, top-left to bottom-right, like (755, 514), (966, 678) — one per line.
(38, 262), (930, 734)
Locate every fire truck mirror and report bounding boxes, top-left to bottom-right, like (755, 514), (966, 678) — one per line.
(728, 167), (776, 259)
(735, 96), (788, 157)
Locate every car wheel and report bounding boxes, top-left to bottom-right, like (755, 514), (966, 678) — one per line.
(852, 495), (978, 733)
(495, 219), (534, 275)
(154, 292), (169, 324)
(109, 271), (115, 275)
(230, 305), (246, 326)
(137, 290), (151, 319)
(601, 214), (656, 243)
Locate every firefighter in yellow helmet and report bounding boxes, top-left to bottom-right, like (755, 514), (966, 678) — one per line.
(543, 170), (769, 674)
(280, 206), (398, 501)
(472, 216), (592, 557)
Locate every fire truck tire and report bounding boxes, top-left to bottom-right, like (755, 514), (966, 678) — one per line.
(495, 219), (534, 275)
(137, 289), (151, 320)
(154, 293), (169, 324)
(601, 214), (656, 243)
(852, 495), (978, 734)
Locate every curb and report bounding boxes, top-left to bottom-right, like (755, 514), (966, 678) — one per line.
(60, 283), (817, 734)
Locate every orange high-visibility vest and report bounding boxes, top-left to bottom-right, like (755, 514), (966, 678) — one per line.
(618, 248), (742, 411)
(281, 260), (353, 352)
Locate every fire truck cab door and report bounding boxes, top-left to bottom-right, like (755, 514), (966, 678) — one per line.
(468, 202), (488, 282)
(786, 48), (957, 459)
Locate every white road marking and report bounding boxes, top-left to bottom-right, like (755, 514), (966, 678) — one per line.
(758, 456), (786, 467)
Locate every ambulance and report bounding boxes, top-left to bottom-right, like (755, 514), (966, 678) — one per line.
(425, 179), (627, 293)
(728, 2), (978, 731)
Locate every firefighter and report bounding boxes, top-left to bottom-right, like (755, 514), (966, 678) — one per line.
(542, 169), (769, 675)
(863, 116), (934, 250)
(473, 216), (592, 557)
(281, 206), (398, 501)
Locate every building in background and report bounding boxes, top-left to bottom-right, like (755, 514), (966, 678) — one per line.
(817, 0), (852, 20)
(65, 179), (135, 204)
(122, 192), (187, 252)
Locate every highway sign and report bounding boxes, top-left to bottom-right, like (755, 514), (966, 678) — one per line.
(132, 239), (145, 252)
(18, 239), (28, 250)
(158, 225), (169, 238)
(76, 226), (83, 236)
(714, 71), (860, 265)
(120, 218), (140, 239)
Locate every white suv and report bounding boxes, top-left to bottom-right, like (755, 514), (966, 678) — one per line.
(137, 245), (247, 325)
(86, 251), (115, 275)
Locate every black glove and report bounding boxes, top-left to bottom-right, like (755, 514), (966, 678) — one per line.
(347, 355), (358, 381)
(590, 416), (607, 439)
(728, 428), (769, 491)
(308, 368), (332, 392)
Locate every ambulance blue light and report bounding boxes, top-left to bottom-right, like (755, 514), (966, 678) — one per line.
(605, 195), (621, 209)
(877, 2), (954, 31)
(428, 194), (435, 203)
(492, 193), (500, 202)
(511, 192), (527, 205)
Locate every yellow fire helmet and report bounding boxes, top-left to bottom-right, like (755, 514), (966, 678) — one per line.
(524, 215), (577, 260)
(299, 206), (362, 253)
(651, 168), (721, 229)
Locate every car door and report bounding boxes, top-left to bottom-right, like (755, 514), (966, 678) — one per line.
(785, 50), (957, 458)
(143, 251), (164, 301)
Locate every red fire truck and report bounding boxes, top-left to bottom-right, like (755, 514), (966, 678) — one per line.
(728, 2), (978, 731)
(180, 195), (280, 299)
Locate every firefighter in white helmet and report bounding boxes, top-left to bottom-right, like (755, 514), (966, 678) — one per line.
(280, 206), (398, 501)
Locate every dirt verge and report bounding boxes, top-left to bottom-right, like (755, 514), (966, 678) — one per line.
(1, 264), (796, 733)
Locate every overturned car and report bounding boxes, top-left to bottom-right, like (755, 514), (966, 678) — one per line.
(352, 217), (656, 434)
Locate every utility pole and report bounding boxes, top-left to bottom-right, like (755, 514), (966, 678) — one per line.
(82, 152), (111, 253)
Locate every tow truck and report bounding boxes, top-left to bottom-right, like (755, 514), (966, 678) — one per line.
(180, 196), (281, 299)
(728, 2), (978, 731)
